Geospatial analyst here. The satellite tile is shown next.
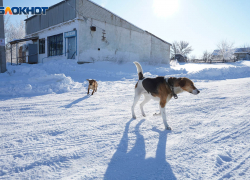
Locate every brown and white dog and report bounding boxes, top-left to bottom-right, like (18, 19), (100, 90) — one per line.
(87, 79), (98, 95)
(131, 62), (200, 130)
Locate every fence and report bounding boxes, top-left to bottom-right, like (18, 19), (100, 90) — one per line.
(191, 58), (238, 63)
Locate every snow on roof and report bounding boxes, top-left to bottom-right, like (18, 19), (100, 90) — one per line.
(212, 48), (250, 55)
(234, 48), (250, 53)
(212, 50), (221, 56)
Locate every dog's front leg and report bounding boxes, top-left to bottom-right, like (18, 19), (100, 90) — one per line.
(160, 107), (171, 130)
(159, 99), (171, 130)
(91, 89), (94, 95)
(153, 104), (161, 116)
(87, 88), (90, 94)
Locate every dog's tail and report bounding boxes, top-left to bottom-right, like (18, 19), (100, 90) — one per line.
(133, 61), (144, 80)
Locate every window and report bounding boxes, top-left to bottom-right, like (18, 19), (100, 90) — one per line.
(39, 39), (45, 54)
(48, 34), (63, 56)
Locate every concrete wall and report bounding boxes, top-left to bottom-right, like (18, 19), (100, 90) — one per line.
(150, 35), (170, 64)
(76, 0), (170, 64)
(77, 19), (152, 63)
(76, 0), (144, 33)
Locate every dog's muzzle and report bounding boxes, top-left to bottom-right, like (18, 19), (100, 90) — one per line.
(192, 89), (200, 95)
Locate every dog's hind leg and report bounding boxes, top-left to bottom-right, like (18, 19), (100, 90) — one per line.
(140, 95), (151, 117)
(131, 90), (142, 119)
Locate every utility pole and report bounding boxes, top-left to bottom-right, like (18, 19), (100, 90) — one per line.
(0, 0), (7, 73)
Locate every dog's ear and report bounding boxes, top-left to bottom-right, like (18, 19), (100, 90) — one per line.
(168, 77), (177, 86)
(86, 79), (89, 81)
(178, 78), (186, 87)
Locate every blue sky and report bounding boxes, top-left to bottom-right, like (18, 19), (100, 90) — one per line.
(3, 0), (250, 57)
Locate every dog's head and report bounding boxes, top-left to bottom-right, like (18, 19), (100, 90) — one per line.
(86, 79), (96, 86)
(169, 77), (200, 95)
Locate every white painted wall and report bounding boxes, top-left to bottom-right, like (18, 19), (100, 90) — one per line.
(77, 18), (170, 64)
(26, 19), (79, 63)
(150, 36), (171, 64)
(76, 0), (171, 64)
(77, 19), (152, 63)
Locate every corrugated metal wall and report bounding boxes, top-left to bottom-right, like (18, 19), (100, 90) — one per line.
(26, 0), (76, 35)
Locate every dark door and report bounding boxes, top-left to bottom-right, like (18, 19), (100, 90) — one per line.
(28, 44), (38, 64)
(68, 37), (76, 59)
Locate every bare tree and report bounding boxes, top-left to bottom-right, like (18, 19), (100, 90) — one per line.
(189, 55), (196, 62)
(171, 41), (193, 59)
(241, 44), (250, 52)
(217, 40), (234, 61)
(4, 18), (25, 62)
(178, 41), (193, 56)
(170, 41), (179, 59)
(202, 50), (212, 63)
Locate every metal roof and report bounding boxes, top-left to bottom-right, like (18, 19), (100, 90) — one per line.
(24, 1), (65, 21)
(9, 37), (39, 45)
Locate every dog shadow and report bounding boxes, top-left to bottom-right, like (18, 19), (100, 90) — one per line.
(64, 95), (91, 108)
(104, 119), (176, 180)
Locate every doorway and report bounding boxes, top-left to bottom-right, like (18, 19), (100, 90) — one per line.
(68, 37), (76, 59)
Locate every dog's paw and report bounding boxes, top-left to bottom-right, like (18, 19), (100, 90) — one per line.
(132, 115), (136, 119)
(165, 126), (172, 130)
(142, 113), (146, 117)
(153, 113), (161, 117)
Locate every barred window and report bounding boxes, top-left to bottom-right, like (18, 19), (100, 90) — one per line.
(48, 34), (63, 57)
(39, 39), (45, 54)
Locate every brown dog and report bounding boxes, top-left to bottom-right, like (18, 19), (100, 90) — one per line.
(86, 79), (98, 95)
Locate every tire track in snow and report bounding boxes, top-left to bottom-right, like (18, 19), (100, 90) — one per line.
(170, 120), (250, 179)
(214, 148), (250, 179)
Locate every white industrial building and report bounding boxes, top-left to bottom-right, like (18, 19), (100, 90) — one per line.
(10, 0), (171, 64)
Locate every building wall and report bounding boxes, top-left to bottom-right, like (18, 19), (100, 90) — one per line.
(25, 0), (171, 64)
(76, 0), (170, 63)
(150, 35), (170, 64)
(235, 53), (250, 60)
(76, 0), (144, 34)
(77, 19), (152, 63)
(26, 19), (79, 63)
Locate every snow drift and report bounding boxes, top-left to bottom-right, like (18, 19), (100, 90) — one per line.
(1, 60), (249, 97)
(0, 59), (250, 179)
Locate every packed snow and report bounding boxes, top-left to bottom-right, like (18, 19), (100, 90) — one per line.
(0, 59), (250, 179)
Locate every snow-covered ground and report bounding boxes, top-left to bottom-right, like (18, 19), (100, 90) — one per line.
(0, 60), (250, 179)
